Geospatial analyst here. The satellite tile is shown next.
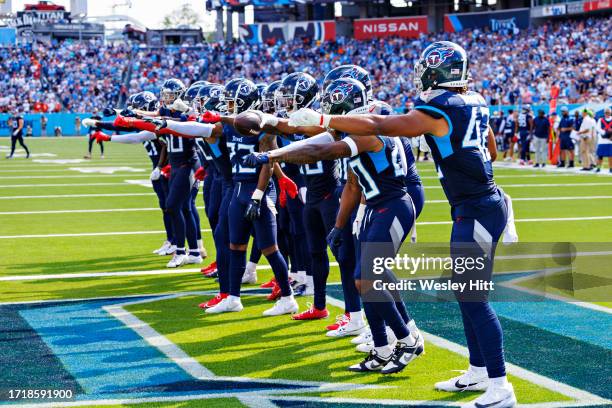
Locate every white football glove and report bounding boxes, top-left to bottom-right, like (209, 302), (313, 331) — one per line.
(288, 108), (328, 127)
(352, 203), (366, 238)
(298, 187), (307, 204)
(170, 98), (190, 113)
(259, 112), (279, 128)
(82, 118), (97, 128)
(150, 167), (161, 181)
(12, 130), (18, 136)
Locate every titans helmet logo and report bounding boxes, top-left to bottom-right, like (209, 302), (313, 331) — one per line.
(425, 47), (455, 68)
(296, 78), (311, 91)
(330, 83), (354, 104)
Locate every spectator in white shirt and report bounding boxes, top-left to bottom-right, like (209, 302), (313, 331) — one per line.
(577, 109), (597, 171)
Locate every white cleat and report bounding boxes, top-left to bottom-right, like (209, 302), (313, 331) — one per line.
(351, 328), (372, 345)
(158, 244), (177, 256)
(205, 297), (243, 314)
(184, 255), (203, 265)
(461, 382), (516, 408)
(263, 296), (299, 316)
(380, 334), (425, 374)
(327, 318), (367, 337)
(348, 350), (391, 372)
(356, 327), (397, 352)
(167, 253), (187, 268)
(153, 241), (171, 255)
(241, 269), (258, 284)
(435, 368), (489, 392)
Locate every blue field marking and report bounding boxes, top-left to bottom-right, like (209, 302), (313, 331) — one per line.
(9, 296), (312, 403)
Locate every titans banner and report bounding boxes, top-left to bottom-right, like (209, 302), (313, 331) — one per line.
(444, 8), (530, 33)
(240, 20), (336, 44)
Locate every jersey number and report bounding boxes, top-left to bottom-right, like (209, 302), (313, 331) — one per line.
(462, 106), (491, 161)
(349, 159), (380, 200)
(166, 136), (184, 153)
(227, 142), (256, 174)
(301, 161), (324, 176)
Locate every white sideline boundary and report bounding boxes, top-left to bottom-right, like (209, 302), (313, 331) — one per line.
(0, 291), (609, 407)
(0, 192), (156, 200)
(0, 182), (133, 188)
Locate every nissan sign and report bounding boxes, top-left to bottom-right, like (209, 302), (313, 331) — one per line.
(353, 16), (428, 40)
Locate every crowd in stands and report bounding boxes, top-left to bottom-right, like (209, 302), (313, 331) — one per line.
(0, 16), (609, 113)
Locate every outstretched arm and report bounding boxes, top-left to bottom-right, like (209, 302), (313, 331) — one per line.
(288, 109), (448, 138)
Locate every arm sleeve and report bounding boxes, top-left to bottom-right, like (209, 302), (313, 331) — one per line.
(96, 121), (132, 133)
(165, 120), (215, 138)
(271, 132), (335, 155)
(111, 131), (157, 144)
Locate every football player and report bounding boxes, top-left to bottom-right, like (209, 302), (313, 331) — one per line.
(84, 92), (176, 256)
(243, 78), (423, 374)
(284, 41), (516, 408)
(117, 78), (299, 317)
(517, 105), (534, 165)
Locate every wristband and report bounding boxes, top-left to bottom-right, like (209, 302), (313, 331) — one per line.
(321, 114), (331, 128)
(251, 189), (264, 200)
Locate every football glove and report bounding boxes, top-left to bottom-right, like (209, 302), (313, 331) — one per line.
(278, 175), (298, 199)
(150, 167), (161, 181)
(170, 98), (190, 113)
(327, 227), (343, 249)
(82, 118), (97, 128)
(194, 166), (207, 181)
(92, 131), (111, 143)
(102, 107), (116, 117)
(161, 164), (171, 179)
(279, 189), (287, 208)
(200, 111), (221, 124)
(352, 203), (366, 238)
(245, 198), (262, 220)
(242, 152), (270, 168)
(288, 108), (330, 127)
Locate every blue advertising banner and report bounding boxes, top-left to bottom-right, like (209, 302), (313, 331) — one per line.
(0, 113), (93, 137)
(444, 8), (530, 33)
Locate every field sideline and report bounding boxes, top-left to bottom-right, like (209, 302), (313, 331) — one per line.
(0, 137), (610, 408)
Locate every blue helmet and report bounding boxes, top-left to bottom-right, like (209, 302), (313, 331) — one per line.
(262, 80), (281, 114)
(129, 91), (159, 111)
(276, 72), (318, 113)
(195, 84), (227, 114)
(414, 41), (469, 93)
(183, 83), (206, 106)
(323, 65), (372, 102)
(321, 78), (368, 116)
(160, 78), (186, 106)
(223, 78), (259, 115)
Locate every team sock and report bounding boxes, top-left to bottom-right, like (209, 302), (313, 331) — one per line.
(229, 249), (247, 297)
(189, 249), (200, 257)
(266, 250), (291, 297)
(374, 344), (393, 359)
(489, 376), (509, 387)
(176, 247), (186, 255)
(310, 251), (330, 310)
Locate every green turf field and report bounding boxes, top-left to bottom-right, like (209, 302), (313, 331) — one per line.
(0, 137), (610, 408)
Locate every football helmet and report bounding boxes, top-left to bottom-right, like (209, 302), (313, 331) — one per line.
(323, 65), (373, 102)
(255, 83), (267, 109)
(223, 78), (259, 115)
(414, 41), (469, 93)
(276, 72), (318, 113)
(261, 80), (281, 114)
(321, 78), (368, 116)
(160, 78), (186, 106)
(183, 83), (206, 106)
(196, 84), (227, 114)
(131, 91), (159, 111)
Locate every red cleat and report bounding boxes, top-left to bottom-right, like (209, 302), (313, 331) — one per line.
(260, 277), (276, 289)
(292, 304), (329, 320)
(266, 283), (282, 301)
(199, 293), (228, 309)
(326, 312), (350, 331)
(201, 262), (217, 276)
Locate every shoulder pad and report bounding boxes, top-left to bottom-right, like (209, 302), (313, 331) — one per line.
(418, 89), (448, 103)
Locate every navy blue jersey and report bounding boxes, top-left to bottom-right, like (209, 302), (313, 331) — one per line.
(414, 90), (497, 207)
(143, 139), (162, 168)
(502, 116), (515, 135)
(399, 137), (421, 185)
(558, 116), (574, 139)
(205, 135), (232, 182)
(277, 135), (304, 187)
(346, 136), (407, 206)
(195, 138), (216, 172)
(10, 115), (23, 135)
(338, 157), (350, 185)
(223, 123), (263, 184)
(283, 133), (339, 201)
(163, 134), (198, 168)
(517, 113), (532, 136)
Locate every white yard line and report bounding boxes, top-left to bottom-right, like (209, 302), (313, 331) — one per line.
(3, 215), (612, 239)
(0, 192), (156, 200)
(423, 182), (612, 189)
(0, 262), (338, 282)
(4, 196), (612, 216)
(0, 182), (133, 188)
(0, 174), (150, 179)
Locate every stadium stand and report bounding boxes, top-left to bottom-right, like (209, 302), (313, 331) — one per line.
(0, 17), (609, 113)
